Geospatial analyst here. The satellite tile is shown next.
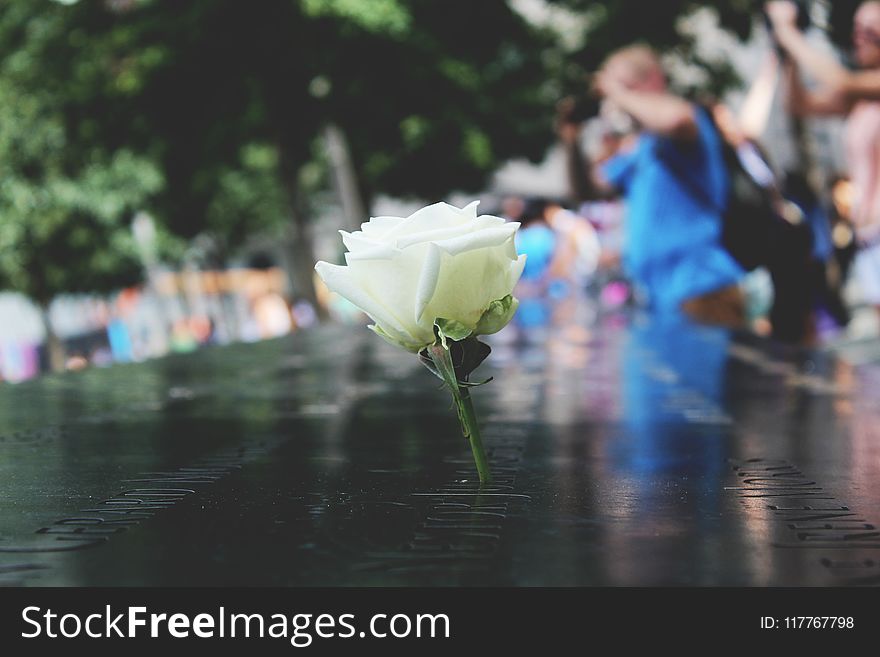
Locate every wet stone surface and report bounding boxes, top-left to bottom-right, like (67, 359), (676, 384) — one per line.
(1, 311), (879, 586)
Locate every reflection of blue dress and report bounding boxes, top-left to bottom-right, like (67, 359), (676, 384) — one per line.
(615, 314), (730, 517)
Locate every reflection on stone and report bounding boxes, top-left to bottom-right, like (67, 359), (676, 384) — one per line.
(1, 303), (879, 586)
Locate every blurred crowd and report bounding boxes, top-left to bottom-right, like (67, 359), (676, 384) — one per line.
(5, 0), (880, 384)
(497, 0), (880, 348)
(0, 267), (316, 383)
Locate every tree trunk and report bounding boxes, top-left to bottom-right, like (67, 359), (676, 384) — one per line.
(324, 123), (368, 232)
(40, 303), (66, 373)
(212, 243), (242, 342)
(278, 147), (328, 321)
(289, 200), (328, 321)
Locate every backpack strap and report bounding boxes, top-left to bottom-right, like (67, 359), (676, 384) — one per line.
(652, 106), (728, 216)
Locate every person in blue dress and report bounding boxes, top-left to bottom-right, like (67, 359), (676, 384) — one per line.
(559, 45), (745, 326)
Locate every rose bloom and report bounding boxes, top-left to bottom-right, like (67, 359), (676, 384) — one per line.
(315, 201), (525, 351)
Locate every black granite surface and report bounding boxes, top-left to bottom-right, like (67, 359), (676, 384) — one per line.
(2, 304), (878, 586)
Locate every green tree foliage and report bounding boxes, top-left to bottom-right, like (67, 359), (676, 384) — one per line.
(0, 1), (164, 306)
(551, 0), (762, 97)
(49, 0), (559, 230)
(308, 0), (558, 200)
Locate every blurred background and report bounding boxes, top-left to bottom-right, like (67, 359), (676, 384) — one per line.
(0, 0), (873, 382)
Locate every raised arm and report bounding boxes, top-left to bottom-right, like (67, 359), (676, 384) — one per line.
(594, 70), (697, 140)
(767, 1), (880, 105)
(782, 59), (851, 116)
(738, 53), (779, 139)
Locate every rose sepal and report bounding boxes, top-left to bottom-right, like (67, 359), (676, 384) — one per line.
(419, 322), (494, 484)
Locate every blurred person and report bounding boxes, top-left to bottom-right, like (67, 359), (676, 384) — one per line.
(106, 290), (139, 363)
(782, 170), (851, 333)
(170, 319), (199, 353)
(581, 200), (626, 270)
(292, 299), (317, 329)
(708, 54), (780, 196)
(714, 100), (848, 340)
(511, 198), (567, 336)
(515, 198), (562, 287)
(559, 45), (746, 327)
(65, 353), (89, 372)
(90, 345), (114, 367)
(106, 310), (134, 363)
(500, 195), (526, 223)
(188, 315), (215, 344)
(558, 95), (631, 283)
(253, 291), (293, 339)
(2, 341), (39, 383)
(543, 200), (601, 285)
(706, 53), (821, 343)
(829, 174), (859, 281)
(558, 94), (633, 203)
(767, 0), (880, 327)
(575, 194), (629, 308)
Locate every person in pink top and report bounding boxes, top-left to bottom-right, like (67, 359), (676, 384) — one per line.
(766, 0), (880, 325)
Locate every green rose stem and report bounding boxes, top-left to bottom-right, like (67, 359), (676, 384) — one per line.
(456, 387), (493, 485)
(426, 343), (493, 485)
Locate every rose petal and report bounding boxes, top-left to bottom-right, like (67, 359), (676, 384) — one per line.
(345, 249), (436, 346)
(314, 261), (417, 345)
(367, 324), (423, 352)
(384, 202), (471, 239)
(360, 216), (404, 237)
(340, 230), (383, 254)
(418, 245), (520, 331)
(319, 202), (523, 353)
(414, 242), (442, 322)
(345, 243), (400, 261)
(434, 223), (518, 256)
(395, 224), (472, 250)
(475, 213), (506, 227)
(395, 215), (499, 250)
(461, 200), (480, 219)
(509, 253), (527, 287)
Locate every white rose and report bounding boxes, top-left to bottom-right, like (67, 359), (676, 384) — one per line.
(315, 201), (526, 352)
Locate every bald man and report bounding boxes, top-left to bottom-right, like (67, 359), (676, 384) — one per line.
(768, 0), (880, 323)
(559, 45), (745, 326)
